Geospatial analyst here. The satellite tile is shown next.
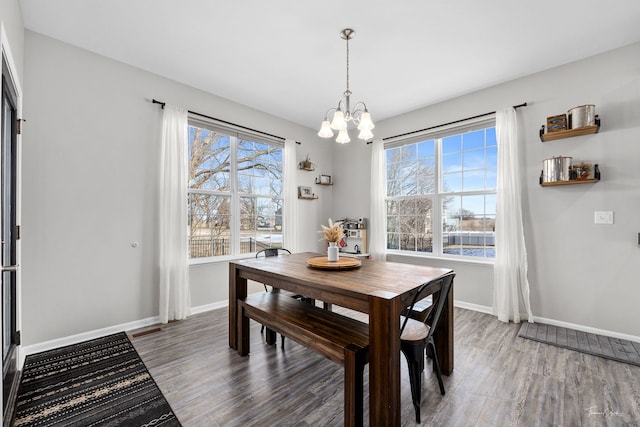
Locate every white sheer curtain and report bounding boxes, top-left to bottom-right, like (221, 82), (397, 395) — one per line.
(369, 139), (386, 260)
(159, 105), (191, 324)
(283, 139), (298, 252)
(493, 108), (533, 323)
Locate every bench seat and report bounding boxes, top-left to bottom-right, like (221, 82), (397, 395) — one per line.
(238, 292), (369, 427)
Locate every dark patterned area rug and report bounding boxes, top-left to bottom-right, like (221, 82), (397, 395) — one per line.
(13, 332), (181, 426)
(518, 322), (640, 367)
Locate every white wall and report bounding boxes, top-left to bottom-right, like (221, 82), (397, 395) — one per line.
(333, 41), (640, 338)
(21, 30), (333, 345)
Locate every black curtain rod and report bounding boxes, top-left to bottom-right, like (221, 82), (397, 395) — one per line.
(152, 99), (301, 145)
(369, 102), (528, 144)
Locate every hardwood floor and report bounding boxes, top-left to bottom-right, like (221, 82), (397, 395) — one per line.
(130, 307), (640, 426)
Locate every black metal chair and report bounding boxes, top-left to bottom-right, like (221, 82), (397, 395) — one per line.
(255, 248), (294, 348)
(399, 272), (456, 423)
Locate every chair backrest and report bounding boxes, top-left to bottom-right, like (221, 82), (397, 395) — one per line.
(400, 272), (456, 337)
(255, 248), (291, 258)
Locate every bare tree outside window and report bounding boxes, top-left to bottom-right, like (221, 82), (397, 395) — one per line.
(188, 125), (283, 259)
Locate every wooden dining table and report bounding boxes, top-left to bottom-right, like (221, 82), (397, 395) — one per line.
(229, 252), (454, 426)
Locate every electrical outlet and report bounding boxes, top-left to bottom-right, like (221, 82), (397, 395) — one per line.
(594, 211), (614, 224)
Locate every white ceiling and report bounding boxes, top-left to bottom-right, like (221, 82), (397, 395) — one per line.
(19, 0), (640, 130)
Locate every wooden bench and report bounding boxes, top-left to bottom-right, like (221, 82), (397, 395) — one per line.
(238, 292), (369, 427)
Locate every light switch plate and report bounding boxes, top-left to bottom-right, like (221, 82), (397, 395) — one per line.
(594, 211), (614, 224)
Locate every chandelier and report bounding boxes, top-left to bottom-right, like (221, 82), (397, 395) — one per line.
(317, 28), (374, 143)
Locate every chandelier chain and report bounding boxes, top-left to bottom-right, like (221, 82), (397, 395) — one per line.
(345, 36), (350, 94)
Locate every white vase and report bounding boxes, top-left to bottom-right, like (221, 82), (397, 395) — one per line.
(327, 242), (339, 261)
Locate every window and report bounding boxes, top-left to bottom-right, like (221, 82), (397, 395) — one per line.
(385, 119), (496, 259)
(188, 117), (283, 261)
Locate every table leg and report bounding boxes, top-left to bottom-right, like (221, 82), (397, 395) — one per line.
(369, 295), (402, 426)
(229, 263), (247, 350)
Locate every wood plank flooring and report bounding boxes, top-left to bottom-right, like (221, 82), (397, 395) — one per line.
(130, 307), (640, 426)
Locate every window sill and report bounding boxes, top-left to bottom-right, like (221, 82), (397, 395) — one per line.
(385, 250), (494, 266)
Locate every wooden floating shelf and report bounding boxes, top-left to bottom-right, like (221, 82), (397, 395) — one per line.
(298, 196), (318, 200)
(540, 124), (599, 142)
(540, 178), (599, 187)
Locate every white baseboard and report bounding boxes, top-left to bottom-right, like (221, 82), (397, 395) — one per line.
(453, 299), (493, 314)
(453, 300), (640, 344)
(190, 299), (228, 314)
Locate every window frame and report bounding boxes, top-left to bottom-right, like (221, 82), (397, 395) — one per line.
(187, 115), (284, 264)
(384, 116), (497, 263)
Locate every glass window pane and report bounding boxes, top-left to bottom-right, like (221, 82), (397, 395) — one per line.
(387, 179), (400, 197)
(442, 152), (462, 173)
(387, 233), (399, 250)
(401, 145), (417, 163)
(442, 135), (461, 154)
(486, 170), (497, 190)
(486, 147), (497, 170)
(485, 194), (496, 215)
(239, 196), (283, 254)
(188, 193), (231, 258)
(486, 127), (497, 147)
(400, 234), (416, 251)
(462, 149), (484, 170)
(189, 127), (231, 191)
(401, 175), (417, 196)
(417, 174), (436, 194)
(442, 172), (462, 193)
(463, 170), (485, 191)
(386, 147), (400, 164)
(417, 140), (435, 157)
(463, 130), (485, 150)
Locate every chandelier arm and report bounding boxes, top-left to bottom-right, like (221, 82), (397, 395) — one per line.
(323, 107), (337, 119)
(350, 101), (368, 115)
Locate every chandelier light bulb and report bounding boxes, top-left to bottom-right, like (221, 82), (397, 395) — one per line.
(358, 111), (375, 130)
(336, 128), (351, 144)
(358, 127), (374, 140)
(317, 120), (334, 138)
(330, 109), (347, 130)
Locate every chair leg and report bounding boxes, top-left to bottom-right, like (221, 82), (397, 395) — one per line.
(401, 342), (426, 424)
(281, 334), (285, 349)
(427, 339), (445, 395)
(265, 327), (276, 345)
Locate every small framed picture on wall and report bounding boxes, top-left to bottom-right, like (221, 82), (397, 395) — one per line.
(298, 186), (314, 199)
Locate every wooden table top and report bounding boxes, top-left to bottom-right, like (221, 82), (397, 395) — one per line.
(233, 252), (453, 310)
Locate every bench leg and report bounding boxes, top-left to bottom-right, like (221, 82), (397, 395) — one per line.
(237, 302), (250, 356)
(344, 345), (366, 427)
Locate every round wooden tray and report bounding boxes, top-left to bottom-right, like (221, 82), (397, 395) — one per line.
(306, 256), (362, 270)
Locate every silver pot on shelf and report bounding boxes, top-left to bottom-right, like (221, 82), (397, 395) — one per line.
(542, 156), (572, 182)
(568, 105), (595, 129)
